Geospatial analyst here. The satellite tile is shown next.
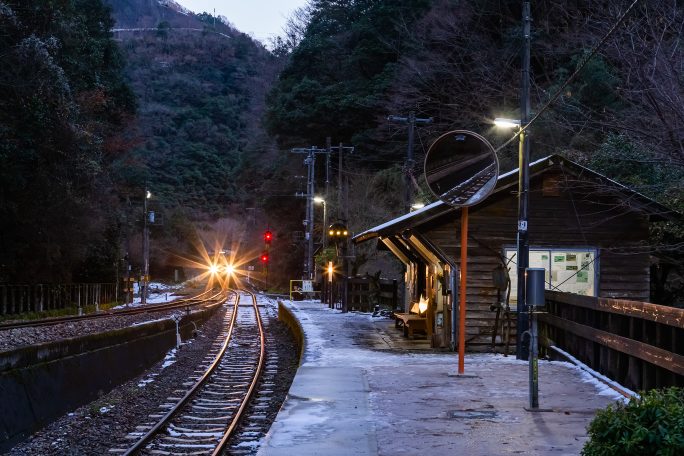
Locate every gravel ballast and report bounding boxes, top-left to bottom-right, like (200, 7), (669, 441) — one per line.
(8, 297), (299, 455)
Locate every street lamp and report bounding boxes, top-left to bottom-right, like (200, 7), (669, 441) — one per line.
(314, 196), (327, 247)
(410, 202), (425, 211)
(494, 117), (530, 361)
(494, 118), (521, 129)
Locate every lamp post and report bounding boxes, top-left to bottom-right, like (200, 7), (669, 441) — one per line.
(493, 0), (532, 361)
(494, 117), (530, 360)
(314, 197), (327, 247)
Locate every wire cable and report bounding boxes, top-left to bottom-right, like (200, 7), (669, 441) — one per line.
(494, 0), (642, 154)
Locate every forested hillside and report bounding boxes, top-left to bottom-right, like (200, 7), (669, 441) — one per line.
(0, 0), (281, 284)
(114, 24), (276, 212)
(0, 0), (134, 283)
(109, 2), (281, 280)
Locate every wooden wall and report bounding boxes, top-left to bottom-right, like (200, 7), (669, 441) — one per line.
(419, 169), (652, 350)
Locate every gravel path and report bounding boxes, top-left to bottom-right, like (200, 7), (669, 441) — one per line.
(8, 297), (299, 455)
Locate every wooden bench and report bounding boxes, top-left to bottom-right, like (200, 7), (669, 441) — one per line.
(393, 312), (427, 338)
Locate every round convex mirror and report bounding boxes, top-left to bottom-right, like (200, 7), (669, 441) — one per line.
(424, 130), (499, 207)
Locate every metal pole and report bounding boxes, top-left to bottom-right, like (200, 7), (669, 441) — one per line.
(325, 137), (331, 188)
(292, 146), (329, 280)
(115, 261), (119, 304)
(306, 148), (316, 280)
(529, 309), (539, 407)
(142, 189), (149, 305)
(450, 266), (457, 352)
(526, 268), (545, 409)
(338, 142), (343, 220)
(342, 245), (348, 313)
(388, 113), (431, 213)
(516, 0), (532, 360)
(322, 201), (327, 247)
(405, 111), (416, 214)
(458, 206), (468, 374)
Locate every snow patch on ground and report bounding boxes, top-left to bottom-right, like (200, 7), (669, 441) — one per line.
(551, 345), (637, 401)
(282, 299), (634, 402)
(99, 405), (114, 414)
(112, 281), (183, 309)
(235, 439), (262, 448)
(137, 373), (158, 388)
(161, 348), (177, 369)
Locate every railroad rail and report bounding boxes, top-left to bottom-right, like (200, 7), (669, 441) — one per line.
(0, 289), (222, 331)
(117, 289), (265, 455)
(439, 161), (497, 205)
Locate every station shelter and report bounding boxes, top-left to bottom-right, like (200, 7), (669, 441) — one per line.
(353, 155), (674, 350)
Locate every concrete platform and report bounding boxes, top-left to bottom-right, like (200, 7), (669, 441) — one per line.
(257, 300), (623, 455)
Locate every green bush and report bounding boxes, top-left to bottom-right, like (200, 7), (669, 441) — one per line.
(582, 387), (684, 456)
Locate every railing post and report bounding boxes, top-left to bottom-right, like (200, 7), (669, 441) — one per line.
(38, 284), (44, 312)
(10, 286), (15, 314)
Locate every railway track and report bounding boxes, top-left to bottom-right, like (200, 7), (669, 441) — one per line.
(114, 289), (266, 455)
(0, 289), (223, 331)
(440, 161), (497, 205)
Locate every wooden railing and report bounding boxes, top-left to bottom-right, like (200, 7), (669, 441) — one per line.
(541, 291), (684, 392)
(321, 277), (399, 312)
(0, 283), (117, 315)
(347, 277), (398, 312)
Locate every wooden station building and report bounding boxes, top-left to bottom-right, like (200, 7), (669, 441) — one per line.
(353, 155), (675, 350)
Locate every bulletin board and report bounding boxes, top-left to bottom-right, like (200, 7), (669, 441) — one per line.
(505, 248), (597, 304)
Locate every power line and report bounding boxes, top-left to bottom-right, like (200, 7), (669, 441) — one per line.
(494, 0), (642, 154)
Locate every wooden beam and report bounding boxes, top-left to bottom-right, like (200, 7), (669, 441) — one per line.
(380, 237), (410, 265)
(546, 291), (684, 328)
(540, 313), (684, 377)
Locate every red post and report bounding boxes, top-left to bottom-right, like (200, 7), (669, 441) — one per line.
(458, 206), (469, 374)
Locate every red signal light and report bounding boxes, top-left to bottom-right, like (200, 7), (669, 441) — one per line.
(264, 230), (273, 244)
(260, 252), (269, 264)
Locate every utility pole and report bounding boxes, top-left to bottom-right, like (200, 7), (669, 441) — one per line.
(388, 112), (433, 213)
(329, 143), (354, 312)
(124, 196), (132, 306)
(329, 143), (354, 221)
(142, 188), (151, 305)
(516, 0), (532, 360)
(325, 137), (331, 202)
(291, 146), (328, 280)
(324, 137), (331, 245)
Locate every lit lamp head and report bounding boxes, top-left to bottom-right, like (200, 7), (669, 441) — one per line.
(225, 264), (234, 276)
(327, 221), (348, 245)
(313, 196), (325, 205)
(418, 295), (429, 315)
(209, 264), (219, 275)
(494, 118), (521, 129)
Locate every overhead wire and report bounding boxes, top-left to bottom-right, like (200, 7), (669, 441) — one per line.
(494, 0), (642, 154)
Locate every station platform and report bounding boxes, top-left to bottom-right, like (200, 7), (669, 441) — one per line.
(256, 300), (623, 456)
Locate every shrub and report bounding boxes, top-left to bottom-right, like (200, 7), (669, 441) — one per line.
(582, 387), (684, 456)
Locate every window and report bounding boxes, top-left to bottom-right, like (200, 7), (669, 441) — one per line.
(504, 248), (598, 305)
